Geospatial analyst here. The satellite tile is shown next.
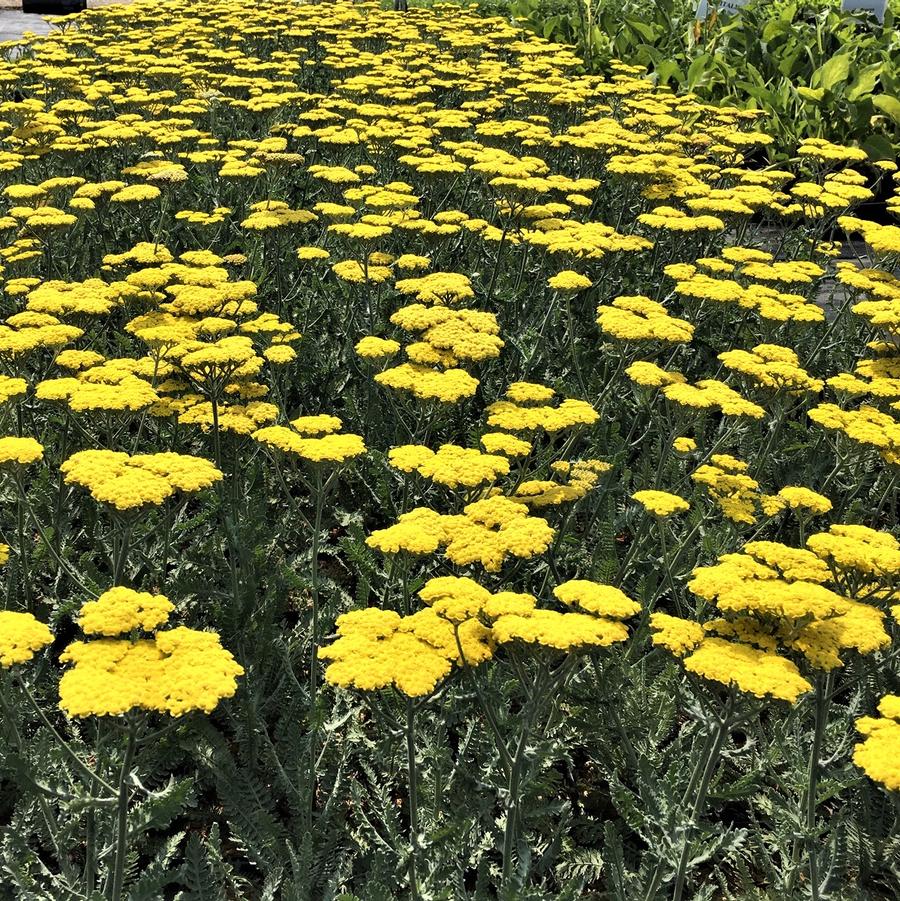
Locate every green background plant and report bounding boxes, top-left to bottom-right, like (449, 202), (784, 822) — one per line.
(499, 0), (900, 158)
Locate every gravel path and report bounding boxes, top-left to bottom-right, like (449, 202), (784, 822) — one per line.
(0, 1), (126, 43)
(0, 9), (52, 42)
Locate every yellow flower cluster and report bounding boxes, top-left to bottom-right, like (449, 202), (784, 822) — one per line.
(854, 695), (900, 792)
(632, 489), (691, 518)
(662, 378), (766, 420)
(366, 495), (555, 571)
(78, 587), (175, 636)
(60, 628), (244, 718)
(690, 455), (829, 525)
(320, 575), (639, 696)
(61, 450), (222, 510)
(388, 443), (509, 489)
(548, 271), (592, 293)
(395, 272), (475, 305)
(828, 352), (900, 401)
(596, 295), (694, 343)
(840, 216), (900, 260)
(0, 611), (53, 668)
(837, 262), (900, 336)
(355, 336), (400, 361)
(0, 375), (27, 404)
(372, 290), (502, 403)
(253, 416), (366, 464)
(388, 304), (504, 367)
(638, 206), (724, 234)
(806, 524), (900, 580)
(0, 312), (84, 358)
(374, 363), (479, 404)
(318, 607), (484, 697)
(684, 535), (892, 671)
(809, 404), (900, 466)
(626, 363), (765, 419)
(667, 264), (824, 323)
(0, 436), (43, 467)
(718, 344), (823, 393)
(651, 611), (813, 704)
(486, 383), (599, 433)
(513, 459), (611, 508)
(59, 590), (242, 717)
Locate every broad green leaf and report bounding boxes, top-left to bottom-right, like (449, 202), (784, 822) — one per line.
(797, 86), (825, 102)
(873, 94), (900, 125)
(812, 53), (852, 92)
(687, 53), (711, 89)
(846, 64), (883, 102)
(861, 133), (895, 161)
(761, 20), (788, 42)
(654, 60), (684, 86)
(624, 16), (657, 42)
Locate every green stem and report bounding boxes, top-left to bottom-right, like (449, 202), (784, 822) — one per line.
(18, 680), (118, 795)
(452, 625), (513, 775)
(306, 467), (329, 824)
(501, 661), (547, 888)
(13, 470), (32, 609)
(405, 699), (421, 901)
(805, 673), (831, 901)
(656, 520), (682, 616)
(112, 519), (132, 586)
(644, 694), (734, 901)
(108, 720), (138, 901)
(564, 296), (587, 397)
(671, 702), (732, 901)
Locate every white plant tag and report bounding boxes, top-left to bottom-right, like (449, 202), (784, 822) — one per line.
(696, 0), (752, 20)
(840, 0), (887, 23)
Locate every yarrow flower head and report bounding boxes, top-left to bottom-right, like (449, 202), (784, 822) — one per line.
(58, 591), (243, 718)
(61, 449), (222, 510)
(0, 611), (52, 668)
(387, 443), (509, 489)
(855, 695), (900, 791)
(0, 436), (43, 467)
(632, 489), (690, 517)
(253, 415), (366, 464)
(548, 270), (591, 293)
(77, 587), (175, 636)
(367, 495), (555, 572)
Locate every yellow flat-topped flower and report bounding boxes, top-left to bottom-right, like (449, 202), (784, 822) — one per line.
(0, 611), (52, 668)
(0, 436), (43, 467)
(61, 449), (222, 510)
(632, 490), (690, 517)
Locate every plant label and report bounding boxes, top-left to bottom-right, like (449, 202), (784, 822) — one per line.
(840, 0), (887, 23)
(696, 0), (751, 20)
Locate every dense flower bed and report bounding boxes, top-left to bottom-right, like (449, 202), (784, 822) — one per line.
(1, 0), (900, 897)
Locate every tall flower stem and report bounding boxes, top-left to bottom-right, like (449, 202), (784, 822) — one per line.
(405, 698), (422, 901)
(308, 467), (325, 709)
(805, 673), (832, 901)
(453, 626), (512, 776)
(501, 697), (537, 888)
(564, 295), (587, 397)
(644, 692), (735, 901)
(501, 657), (574, 890)
(18, 679), (118, 794)
(306, 467), (335, 825)
(108, 718), (138, 901)
(14, 471), (32, 609)
(655, 520), (682, 615)
(111, 517), (133, 586)
(671, 715), (729, 901)
(0, 676), (72, 882)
